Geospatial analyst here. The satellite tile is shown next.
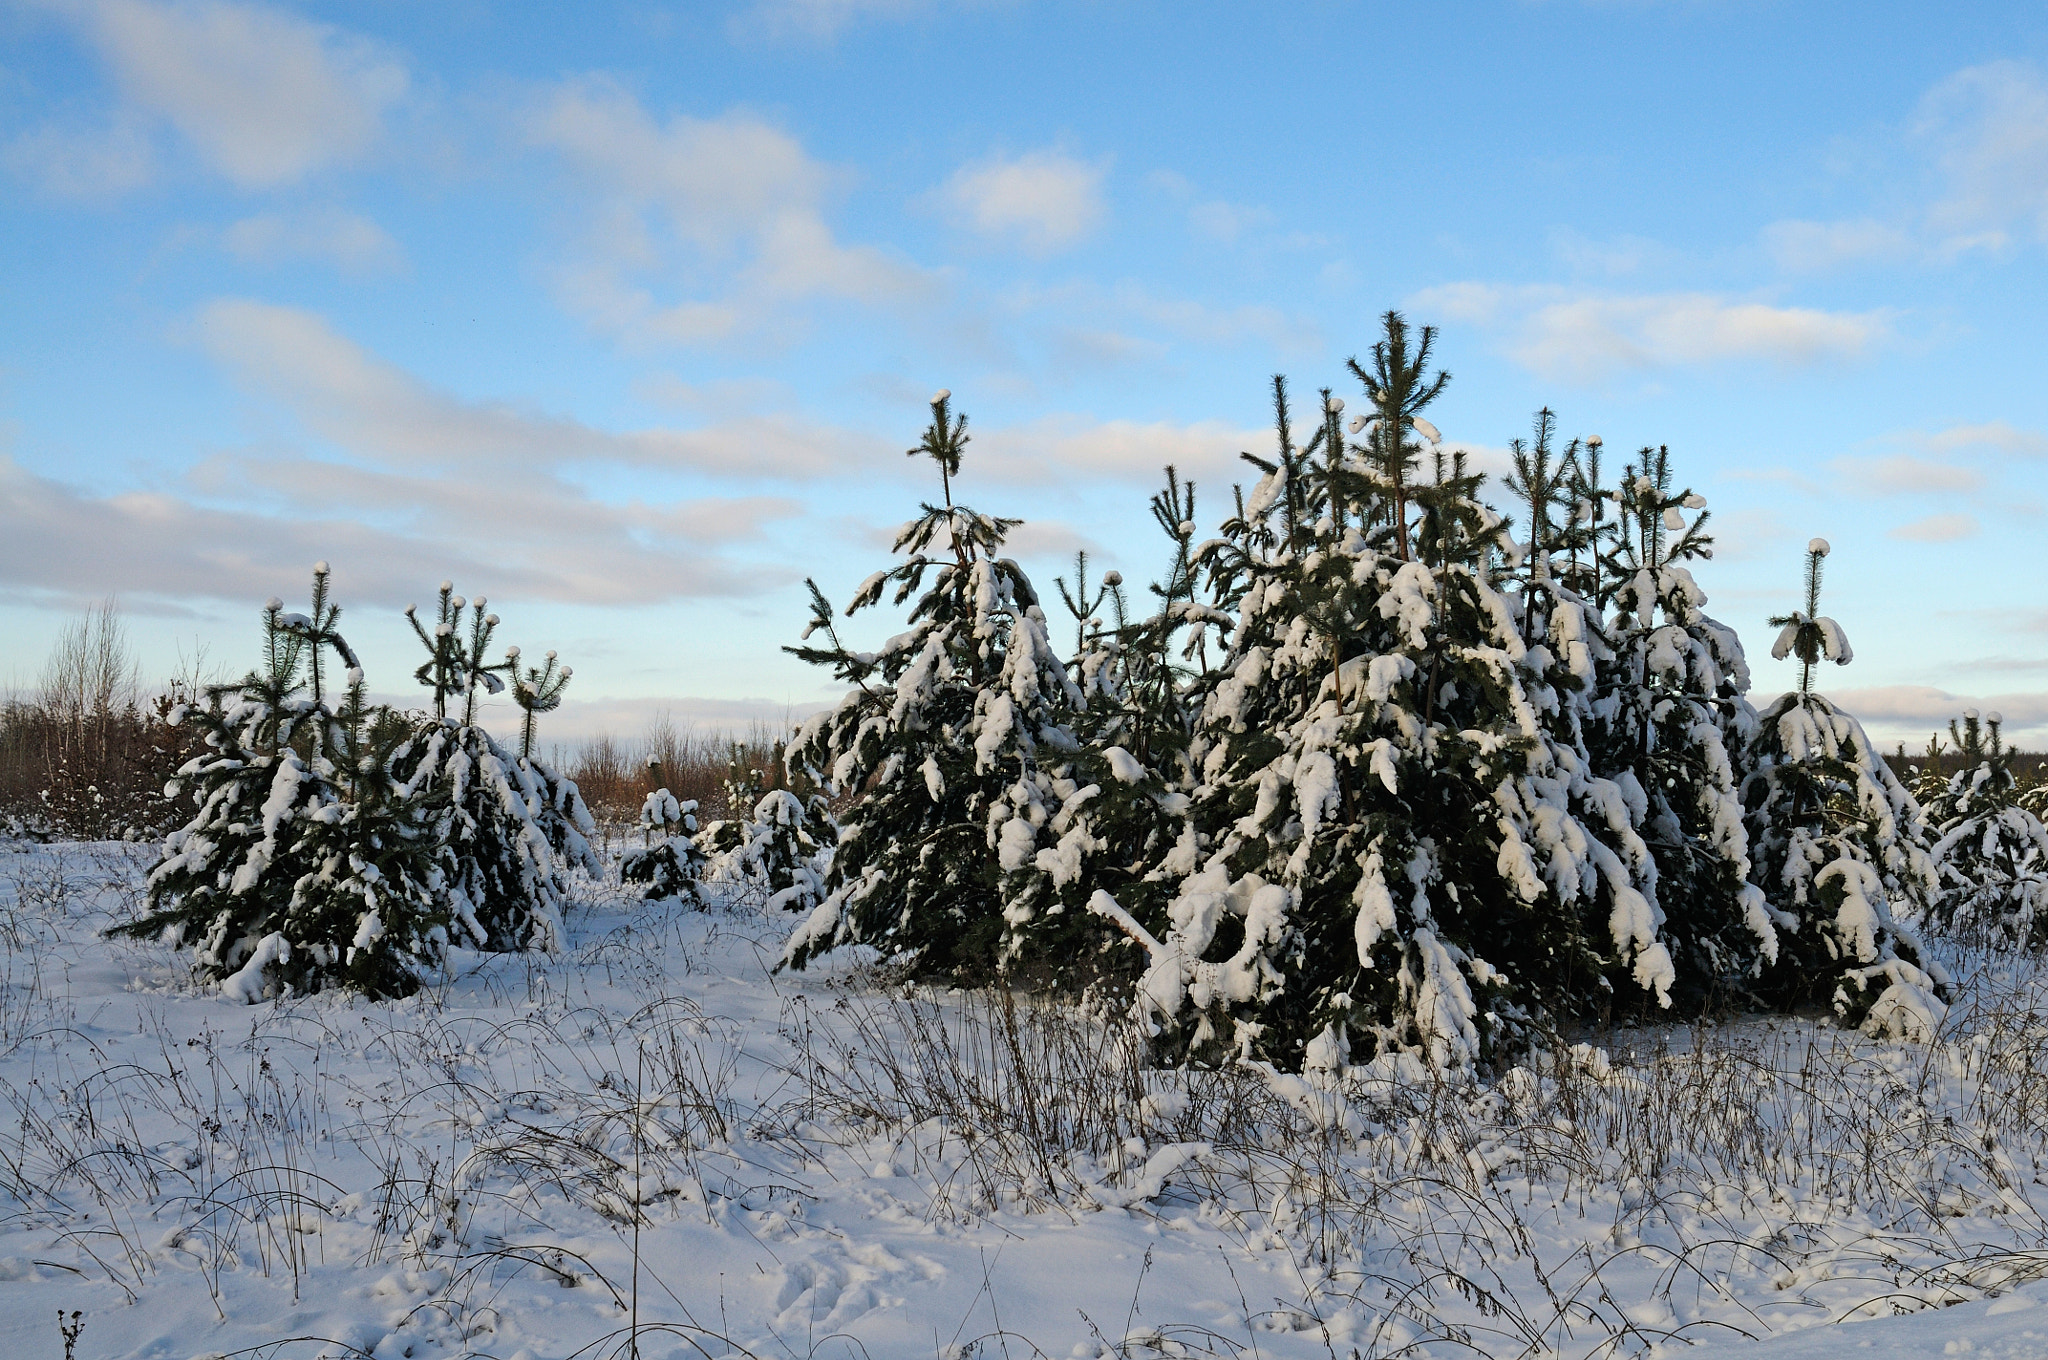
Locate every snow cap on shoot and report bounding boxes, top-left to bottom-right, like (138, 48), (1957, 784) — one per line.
(1682, 493), (1706, 509)
(1990, 710), (2004, 724)
(440, 579), (453, 591)
(931, 388), (950, 404)
(1587, 435), (1603, 448)
(1348, 415), (1365, 433)
(485, 614), (499, 626)
(505, 645), (520, 659)
(1808, 538), (1831, 556)
(546, 650), (557, 660)
(1178, 519), (1195, 538)
(1966, 707), (1980, 721)
(266, 597), (283, 611)
(1103, 569), (1123, 586)
(1413, 417), (1441, 444)
(1662, 507), (1686, 531)
(314, 561), (329, 576)
(1326, 395), (1344, 413)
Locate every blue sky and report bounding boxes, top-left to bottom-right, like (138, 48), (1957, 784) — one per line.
(5, 0), (2048, 748)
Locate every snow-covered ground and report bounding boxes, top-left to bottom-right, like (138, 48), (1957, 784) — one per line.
(7, 839), (2048, 1360)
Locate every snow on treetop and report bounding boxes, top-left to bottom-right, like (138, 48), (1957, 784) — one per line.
(1809, 538), (1831, 555)
(1326, 395), (1344, 413)
(266, 596), (283, 610)
(1990, 710), (2004, 723)
(440, 579), (453, 591)
(931, 388), (950, 404)
(506, 645), (520, 659)
(1966, 708), (1980, 721)
(314, 561), (329, 575)
(1102, 570), (1122, 586)
(1587, 434), (1603, 446)
(1178, 520), (1195, 538)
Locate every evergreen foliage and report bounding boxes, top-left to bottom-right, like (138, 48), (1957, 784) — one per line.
(621, 760), (705, 903)
(1924, 710), (2048, 947)
(111, 570), (450, 1000)
(1744, 541), (1948, 1036)
(781, 390), (1079, 979)
(1078, 322), (1678, 1072)
(771, 312), (1986, 1069)
(1570, 443), (1777, 1006)
(397, 583), (598, 951)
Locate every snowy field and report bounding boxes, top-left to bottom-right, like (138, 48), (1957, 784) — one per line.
(9, 841), (2048, 1360)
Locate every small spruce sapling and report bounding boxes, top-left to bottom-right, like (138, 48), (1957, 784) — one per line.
(621, 757), (705, 902)
(1744, 539), (1948, 1035)
(780, 389), (1080, 978)
(1582, 445), (1777, 1005)
(1923, 709), (2048, 946)
(396, 586), (598, 951)
(114, 568), (449, 999)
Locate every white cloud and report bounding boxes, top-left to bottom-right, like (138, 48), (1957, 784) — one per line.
(1189, 199), (1272, 245)
(1829, 685), (2048, 742)
(41, 0), (408, 188)
(5, 111), (153, 197)
(1828, 454), (1984, 495)
(943, 150), (1108, 255)
(1921, 421), (2048, 457)
(1888, 512), (1978, 542)
(528, 77), (931, 344)
(0, 454), (773, 607)
(1761, 218), (1912, 273)
(222, 209), (402, 272)
(1416, 282), (1891, 383)
(1915, 60), (2048, 254)
(969, 414), (1268, 488)
(728, 0), (943, 40)
(194, 297), (884, 479)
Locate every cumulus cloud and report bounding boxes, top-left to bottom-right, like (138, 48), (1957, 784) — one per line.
(193, 298), (880, 478)
(969, 414), (1267, 487)
(1415, 282), (1891, 383)
(527, 77), (931, 344)
(1915, 60), (2048, 255)
(1828, 454), (1984, 495)
(1188, 199), (1273, 245)
(942, 150), (1108, 255)
(16, 0), (408, 191)
(1888, 512), (1979, 542)
(222, 209), (403, 272)
(727, 0), (954, 40)
(1829, 685), (2048, 741)
(1920, 421), (2048, 457)
(5, 112), (154, 198)
(1761, 218), (1912, 273)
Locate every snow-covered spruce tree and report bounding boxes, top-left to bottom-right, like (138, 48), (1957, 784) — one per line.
(1085, 314), (1673, 1073)
(1743, 540), (1948, 1034)
(1565, 442), (1778, 1006)
(396, 585), (598, 952)
(112, 568), (451, 1000)
(1923, 709), (2048, 946)
(991, 474), (1228, 991)
(780, 389), (1080, 980)
(620, 758), (705, 903)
